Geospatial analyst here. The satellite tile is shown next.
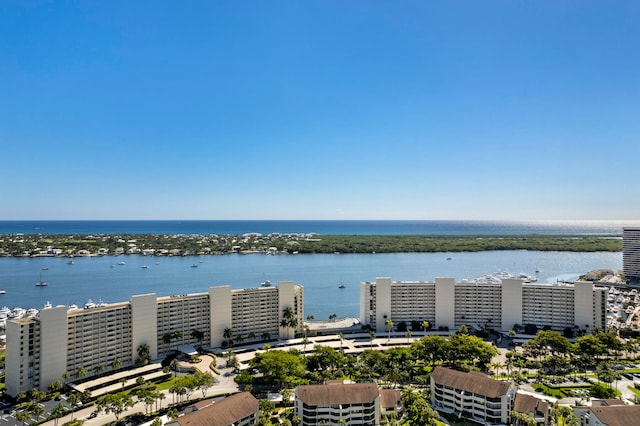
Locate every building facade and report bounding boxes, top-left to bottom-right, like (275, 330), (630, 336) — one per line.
(430, 366), (517, 425)
(5, 282), (303, 397)
(623, 227), (640, 283)
(360, 277), (607, 333)
(295, 382), (381, 426)
(166, 392), (259, 426)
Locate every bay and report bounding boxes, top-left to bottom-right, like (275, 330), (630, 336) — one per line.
(0, 250), (622, 320)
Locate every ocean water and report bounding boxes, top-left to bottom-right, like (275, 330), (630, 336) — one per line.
(0, 219), (638, 236)
(0, 250), (622, 320)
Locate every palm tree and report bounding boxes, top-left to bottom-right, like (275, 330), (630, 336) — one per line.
(94, 364), (105, 377)
(51, 403), (67, 426)
(61, 371), (70, 386)
(111, 358), (122, 372)
(261, 331), (271, 342)
(190, 329), (204, 343)
(386, 319), (394, 341)
(302, 337), (310, 356)
(422, 320), (430, 334)
(137, 343), (151, 365)
(280, 306), (298, 338)
(15, 410), (30, 426)
(157, 392), (166, 411)
(234, 333), (244, 346)
(247, 331), (256, 342)
(338, 333), (345, 354)
(223, 328), (233, 348)
(369, 329), (376, 349)
(74, 366), (87, 381)
(406, 329), (412, 343)
(281, 307), (298, 327)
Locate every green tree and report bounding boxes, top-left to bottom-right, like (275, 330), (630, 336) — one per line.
(190, 329), (204, 343)
(223, 328), (233, 347)
(96, 392), (135, 420)
(67, 393), (81, 420)
(281, 307), (299, 337)
(194, 370), (216, 398)
(74, 365), (87, 381)
(421, 320), (430, 333)
(386, 319), (395, 340)
(249, 350), (307, 388)
(15, 410), (31, 426)
(136, 343), (151, 365)
(111, 358), (122, 371)
(51, 403), (67, 426)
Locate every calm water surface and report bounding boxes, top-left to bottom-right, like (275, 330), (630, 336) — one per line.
(0, 251), (622, 320)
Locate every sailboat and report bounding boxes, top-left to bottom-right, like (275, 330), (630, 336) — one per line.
(35, 272), (48, 287)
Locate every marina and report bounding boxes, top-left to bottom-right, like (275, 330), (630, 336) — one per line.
(0, 250), (623, 322)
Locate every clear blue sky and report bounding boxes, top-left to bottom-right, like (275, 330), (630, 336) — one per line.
(1, 1), (639, 220)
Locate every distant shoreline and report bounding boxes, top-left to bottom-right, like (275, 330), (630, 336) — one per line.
(0, 233), (622, 257)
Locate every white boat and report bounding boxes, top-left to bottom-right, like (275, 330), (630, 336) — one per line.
(84, 299), (96, 309)
(0, 290), (5, 295)
(261, 280), (272, 287)
(118, 261), (126, 265)
(67, 260), (74, 265)
(141, 265), (149, 269)
(338, 283), (346, 289)
(43, 301), (52, 309)
(36, 272), (48, 286)
(190, 264), (198, 268)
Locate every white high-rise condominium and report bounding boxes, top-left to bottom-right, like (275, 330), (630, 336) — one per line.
(623, 228), (640, 283)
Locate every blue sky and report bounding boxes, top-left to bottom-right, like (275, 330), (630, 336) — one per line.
(1, 1), (639, 220)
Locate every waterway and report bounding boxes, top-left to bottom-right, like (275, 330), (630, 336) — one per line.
(0, 250), (622, 320)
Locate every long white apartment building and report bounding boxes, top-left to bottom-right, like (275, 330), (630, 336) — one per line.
(360, 277), (607, 333)
(5, 281), (303, 397)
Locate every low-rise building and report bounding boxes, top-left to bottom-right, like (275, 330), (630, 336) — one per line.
(574, 402), (640, 426)
(430, 366), (516, 425)
(295, 382), (381, 425)
(513, 392), (549, 426)
(166, 392), (259, 426)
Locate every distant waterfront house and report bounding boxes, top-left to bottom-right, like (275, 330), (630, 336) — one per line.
(430, 366), (516, 425)
(295, 382), (381, 425)
(165, 392), (259, 426)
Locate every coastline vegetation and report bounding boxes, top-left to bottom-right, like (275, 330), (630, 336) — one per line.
(0, 233), (621, 257)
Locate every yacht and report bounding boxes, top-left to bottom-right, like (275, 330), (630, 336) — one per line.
(141, 265), (149, 269)
(261, 280), (272, 287)
(36, 272), (48, 286)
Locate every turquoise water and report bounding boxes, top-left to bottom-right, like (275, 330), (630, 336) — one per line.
(0, 250), (622, 320)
